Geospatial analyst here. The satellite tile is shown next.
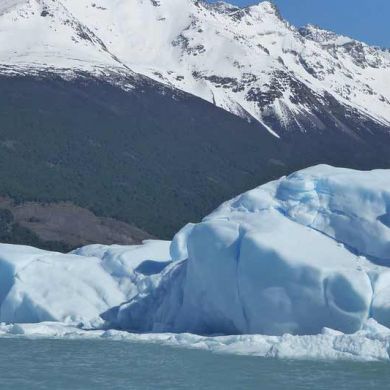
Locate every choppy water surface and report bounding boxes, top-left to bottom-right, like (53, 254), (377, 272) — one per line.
(0, 338), (388, 389)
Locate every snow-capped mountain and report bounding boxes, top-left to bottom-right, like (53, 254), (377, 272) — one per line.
(1, 0), (389, 137)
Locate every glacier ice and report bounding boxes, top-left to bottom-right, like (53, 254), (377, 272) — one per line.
(107, 165), (390, 336)
(0, 240), (170, 325)
(1, 165), (390, 361)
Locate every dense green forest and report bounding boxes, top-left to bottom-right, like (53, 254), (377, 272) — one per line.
(0, 75), (284, 240)
(0, 74), (389, 247)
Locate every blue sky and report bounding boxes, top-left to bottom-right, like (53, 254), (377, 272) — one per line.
(219, 0), (389, 48)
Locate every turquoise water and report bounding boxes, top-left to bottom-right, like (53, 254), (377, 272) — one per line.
(0, 338), (388, 389)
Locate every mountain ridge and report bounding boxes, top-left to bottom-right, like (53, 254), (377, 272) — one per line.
(1, 0), (389, 136)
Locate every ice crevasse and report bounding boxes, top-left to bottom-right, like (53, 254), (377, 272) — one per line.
(105, 165), (390, 336)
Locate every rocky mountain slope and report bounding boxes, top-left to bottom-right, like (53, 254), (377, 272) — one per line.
(1, 0), (389, 136)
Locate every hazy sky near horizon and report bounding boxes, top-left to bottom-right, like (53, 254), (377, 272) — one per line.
(219, 0), (389, 47)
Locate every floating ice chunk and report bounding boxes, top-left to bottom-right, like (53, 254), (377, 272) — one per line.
(0, 240), (171, 325)
(0, 245), (124, 325)
(1, 165), (390, 339)
(109, 165), (390, 336)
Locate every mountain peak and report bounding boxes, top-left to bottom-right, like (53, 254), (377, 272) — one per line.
(1, 0), (389, 135)
(246, 1), (281, 17)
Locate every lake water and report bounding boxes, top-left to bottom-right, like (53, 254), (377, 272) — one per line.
(0, 338), (388, 389)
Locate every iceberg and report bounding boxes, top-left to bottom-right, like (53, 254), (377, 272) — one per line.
(106, 165), (390, 336)
(1, 165), (390, 361)
(0, 240), (170, 326)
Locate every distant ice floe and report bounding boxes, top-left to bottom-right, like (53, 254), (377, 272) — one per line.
(0, 319), (389, 362)
(1, 165), (390, 361)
